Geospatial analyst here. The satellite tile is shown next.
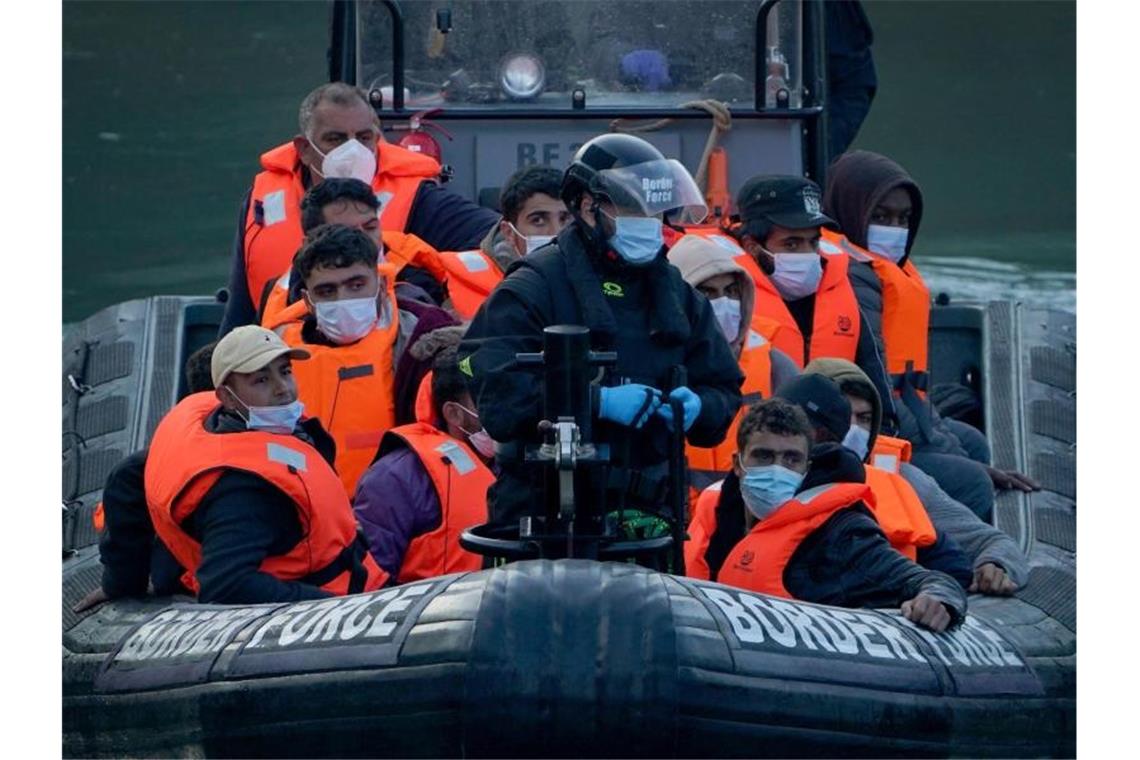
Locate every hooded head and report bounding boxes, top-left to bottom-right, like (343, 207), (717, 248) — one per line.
(823, 150), (925, 262)
(802, 357), (882, 456)
(667, 234), (756, 356)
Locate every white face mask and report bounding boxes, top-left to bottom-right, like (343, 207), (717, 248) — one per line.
(769, 252), (823, 300)
(709, 296), (742, 344)
(842, 424), (871, 462)
(225, 387), (305, 435)
(313, 296), (378, 345)
(866, 224), (909, 263)
(455, 403), (496, 459)
(309, 138), (377, 184)
(509, 222), (554, 256)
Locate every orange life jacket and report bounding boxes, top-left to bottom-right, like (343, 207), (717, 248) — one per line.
(821, 229), (930, 392)
(733, 249), (860, 368)
(686, 327), (775, 497)
(92, 501), (105, 533)
(864, 467), (937, 561)
(144, 393), (387, 596)
(268, 268), (401, 496)
(258, 231), (446, 326)
(437, 249), (505, 320)
(717, 482), (874, 597)
(870, 433), (913, 474)
(381, 423), (493, 582)
(414, 371), (435, 424)
(243, 140), (441, 306)
(684, 480), (723, 581)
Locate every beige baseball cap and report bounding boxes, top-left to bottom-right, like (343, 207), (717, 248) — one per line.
(211, 326), (310, 387)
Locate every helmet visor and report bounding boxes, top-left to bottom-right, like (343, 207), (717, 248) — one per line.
(592, 158), (708, 224)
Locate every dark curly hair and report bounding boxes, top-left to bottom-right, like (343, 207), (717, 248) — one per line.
(499, 165), (564, 224)
(292, 224), (379, 283)
(736, 397), (813, 452)
(300, 178), (379, 234)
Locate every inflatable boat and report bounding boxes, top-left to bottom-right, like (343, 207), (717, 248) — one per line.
(62, 296), (1075, 757)
(63, 2), (1074, 754)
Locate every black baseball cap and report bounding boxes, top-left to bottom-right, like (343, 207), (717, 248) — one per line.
(736, 175), (837, 231)
(775, 374), (851, 443)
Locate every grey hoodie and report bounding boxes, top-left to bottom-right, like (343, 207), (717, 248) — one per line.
(804, 357), (1028, 586)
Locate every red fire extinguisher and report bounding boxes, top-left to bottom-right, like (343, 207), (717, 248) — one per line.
(391, 109), (454, 181)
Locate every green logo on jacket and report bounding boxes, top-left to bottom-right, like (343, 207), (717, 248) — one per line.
(458, 355), (474, 377)
(602, 281), (624, 298)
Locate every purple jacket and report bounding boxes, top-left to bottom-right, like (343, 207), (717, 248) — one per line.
(353, 447), (442, 579)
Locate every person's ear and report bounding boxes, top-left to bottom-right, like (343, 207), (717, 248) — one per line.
(499, 218), (524, 254)
(293, 135), (317, 168)
(731, 451), (745, 480)
(441, 400), (464, 431)
(742, 235), (775, 275)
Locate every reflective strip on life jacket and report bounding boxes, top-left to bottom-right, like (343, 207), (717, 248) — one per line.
(269, 265), (401, 496)
(734, 250), (860, 368)
(438, 249), (504, 320)
(243, 140), (440, 306)
(383, 423), (493, 582)
(717, 482), (874, 597)
(870, 434), (913, 474)
(144, 393), (387, 596)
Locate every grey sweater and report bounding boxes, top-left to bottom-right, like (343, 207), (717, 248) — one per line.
(900, 461), (1029, 587)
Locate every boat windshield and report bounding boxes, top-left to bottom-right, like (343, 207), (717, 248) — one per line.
(356, 0), (803, 112)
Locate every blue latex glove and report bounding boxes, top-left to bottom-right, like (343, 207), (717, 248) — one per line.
(620, 49), (672, 92)
(655, 386), (702, 433)
(599, 384), (662, 429)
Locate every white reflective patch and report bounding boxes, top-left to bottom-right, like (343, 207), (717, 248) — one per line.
(818, 238), (842, 255)
(274, 272), (289, 290)
(262, 190), (287, 226)
(872, 454), (899, 473)
(266, 443), (307, 472)
(795, 484), (839, 505)
(708, 234), (744, 254)
(375, 191), (395, 214)
(457, 250), (490, 273)
(436, 440), (476, 475)
(745, 330), (768, 349)
(708, 479), (724, 492)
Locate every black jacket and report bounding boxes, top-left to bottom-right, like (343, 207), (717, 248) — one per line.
(219, 178), (499, 336)
(459, 223), (744, 526)
(707, 444), (967, 623)
(98, 408), (352, 605)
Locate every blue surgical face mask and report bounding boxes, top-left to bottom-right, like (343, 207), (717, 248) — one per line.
(842, 424), (871, 462)
(739, 464), (805, 520)
(225, 386), (305, 434)
(865, 224), (909, 263)
(604, 212), (664, 266)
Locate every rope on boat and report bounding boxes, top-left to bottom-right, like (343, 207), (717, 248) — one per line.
(608, 99), (733, 194)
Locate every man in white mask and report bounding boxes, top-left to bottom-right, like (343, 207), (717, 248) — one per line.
(731, 174), (897, 441)
(439, 165), (572, 320)
(821, 150), (1040, 521)
(266, 225), (421, 497)
(220, 82), (500, 336)
(140, 325), (389, 604)
(354, 345), (495, 583)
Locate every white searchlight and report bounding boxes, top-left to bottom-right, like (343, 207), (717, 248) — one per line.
(499, 53), (545, 100)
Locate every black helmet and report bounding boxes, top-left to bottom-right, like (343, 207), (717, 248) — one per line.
(561, 133), (707, 224)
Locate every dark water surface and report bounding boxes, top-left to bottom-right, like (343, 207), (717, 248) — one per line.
(63, 0), (1075, 323)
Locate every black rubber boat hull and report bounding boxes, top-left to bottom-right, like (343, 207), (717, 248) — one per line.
(62, 297), (1075, 757)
